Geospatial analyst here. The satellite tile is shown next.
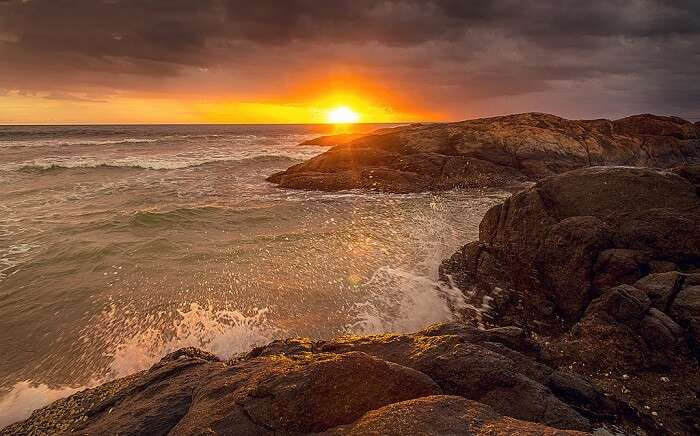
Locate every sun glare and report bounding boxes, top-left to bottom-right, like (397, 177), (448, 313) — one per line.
(327, 106), (360, 124)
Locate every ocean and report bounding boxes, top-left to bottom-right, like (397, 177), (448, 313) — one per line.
(0, 124), (508, 426)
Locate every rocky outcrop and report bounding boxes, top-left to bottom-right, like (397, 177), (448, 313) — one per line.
(6, 323), (643, 435)
(440, 165), (700, 434)
(322, 396), (587, 436)
(268, 113), (700, 193)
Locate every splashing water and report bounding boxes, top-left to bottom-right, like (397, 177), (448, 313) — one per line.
(0, 124), (510, 428)
(103, 303), (276, 378)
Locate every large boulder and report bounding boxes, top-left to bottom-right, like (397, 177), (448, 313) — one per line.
(268, 113), (700, 193)
(322, 395), (588, 436)
(441, 166), (700, 325)
(171, 352), (441, 435)
(439, 165), (700, 435)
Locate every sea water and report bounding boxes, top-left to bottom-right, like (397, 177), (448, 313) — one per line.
(0, 124), (508, 426)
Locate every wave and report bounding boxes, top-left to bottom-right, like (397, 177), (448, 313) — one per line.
(13, 154), (302, 173)
(0, 133), (316, 149)
(0, 138), (161, 148)
(0, 303), (276, 428)
(0, 382), (85, 429)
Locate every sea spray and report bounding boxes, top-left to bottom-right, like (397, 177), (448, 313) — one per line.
(344, 195), (490, 334)
(105, 303), (276, 378)
(0, 303), (277, 428)
(0, 124), (509, 429)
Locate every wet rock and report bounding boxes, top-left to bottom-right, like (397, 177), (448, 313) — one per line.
(321, 395), (588, 436)
(417, 323), (538, 353)
(320, 332), (591, 430)
(442, 166), (700, 327)
(440, 165), (700, 433)
(2, 352), (227, 436)
(245, 337), (315, 358)
(170, 351), (441, 435)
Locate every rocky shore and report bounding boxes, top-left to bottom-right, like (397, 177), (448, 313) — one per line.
(5, 166), (700, 434)
(268, 113), (700, 193)
(6, 165), (700, 435)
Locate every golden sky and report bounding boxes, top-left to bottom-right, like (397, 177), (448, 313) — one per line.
(0, 86), (439, 125)
(1, 1), (698, 124)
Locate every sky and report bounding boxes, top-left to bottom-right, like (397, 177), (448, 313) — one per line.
(0, 0), (699, 124)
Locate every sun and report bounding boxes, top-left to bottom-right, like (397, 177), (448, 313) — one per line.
(326, 106), (360, 124)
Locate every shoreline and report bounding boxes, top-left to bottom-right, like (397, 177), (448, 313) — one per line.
(6, 165), (700, 435)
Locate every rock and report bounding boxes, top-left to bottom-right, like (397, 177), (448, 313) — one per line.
(612, 114), (699, 140)
(547, 368), (605, 410)
(633, 272), (683, 310)
(439, 165), (700, 433)
(320, 332), (591, 430)
(171, 352), (441, 435)
(441, 166), (700, 327)
(673, 164), (700, 191)
(2, 349), (226, 436)
(593, 249), (652, 290)
(299, 133), (367, 146)
(417, 323), (538, 353)
(321, 395), (588, 436)
(670, 285), (700, 347)
(586, 285), (651, 323)
(540, 216), (613, 319)
(269, 113), (700, 193)
(648, 260), (678, 273)
(640, 308), (684, 349)
(245, 337), (315, 358)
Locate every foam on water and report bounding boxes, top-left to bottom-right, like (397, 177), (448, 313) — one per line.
(0, 303), (277, 428)
(5, 145), (326, 172)
(343, 201), (488, 334)
(0, 125), (506, 429)
(0, 382), (86, 429)
(103, 303), (276, 378)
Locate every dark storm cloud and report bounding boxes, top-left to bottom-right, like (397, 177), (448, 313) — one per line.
(0, 0), (699, 118)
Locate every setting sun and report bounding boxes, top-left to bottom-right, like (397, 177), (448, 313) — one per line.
(326, 106), (360, 124)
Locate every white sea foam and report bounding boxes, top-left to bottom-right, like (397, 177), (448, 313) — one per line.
(4, 145), (327, 172)
(0, 382), (86, 429)
(0, 303), (277, 429)
(103, 303), (276, 378)
(344, 200), (487, 334)
(0, 243), (36, 281)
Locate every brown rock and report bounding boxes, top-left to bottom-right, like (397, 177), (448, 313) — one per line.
(320, 332), (591, 431)
(269, 113), (700, 193)
(441, 166), (700, 326)
(640, 308), (684, 349)
(634, 272), (683, 310)
(593, 249), (652, 290)
(170, 351), (441, 435)
(586, 285), (651, 322)
(322, 395), (588, 436)
(670, 285), (700, 348)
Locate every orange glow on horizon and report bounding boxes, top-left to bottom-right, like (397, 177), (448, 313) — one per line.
(0, 75), (443, 124)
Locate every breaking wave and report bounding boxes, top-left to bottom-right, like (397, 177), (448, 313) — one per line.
(0, 303), (277, 428)
(12, 154), (304, 172)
